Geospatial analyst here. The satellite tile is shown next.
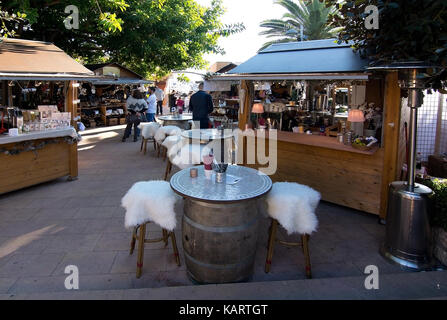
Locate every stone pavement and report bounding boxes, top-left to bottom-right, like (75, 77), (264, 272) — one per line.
(0, 125), (444, 298)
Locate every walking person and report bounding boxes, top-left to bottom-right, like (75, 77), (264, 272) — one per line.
(155, 85), (164, 115)
(185, 92), (192, 113)
(189, 82), (214, 129)
(169, 90), (177, 113)
(176, 94), (185, 114)
(146, 87), (157, 122)
(122, 90), (148, 142)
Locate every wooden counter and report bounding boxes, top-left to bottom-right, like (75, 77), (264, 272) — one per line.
(0, 130), (78, 195)
(242, 130), (384, 215)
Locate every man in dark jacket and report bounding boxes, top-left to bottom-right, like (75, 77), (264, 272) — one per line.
(189, 83), (214, 129)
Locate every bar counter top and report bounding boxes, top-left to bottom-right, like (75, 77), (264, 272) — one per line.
(0, 128), (77, 145)
(249, 130), (379, 155)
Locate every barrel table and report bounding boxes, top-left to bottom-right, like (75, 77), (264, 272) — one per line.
(170, 165), (272, 284)
(158, 115), (192, 130)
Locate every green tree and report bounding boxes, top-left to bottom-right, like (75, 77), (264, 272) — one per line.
(259, 0), (340, 51)
(324, 0), (447, 91)
(2, 0), (244, 78)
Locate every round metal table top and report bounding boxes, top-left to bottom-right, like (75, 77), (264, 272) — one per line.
(181, 129), (234, 141)
(158, 115), (193, 122)
(170, 165), (272, 203)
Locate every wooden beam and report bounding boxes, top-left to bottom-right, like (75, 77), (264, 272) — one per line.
(238, 80), (254, 131)
(379, 71), (402, 219)
(65, 81), (78, 127)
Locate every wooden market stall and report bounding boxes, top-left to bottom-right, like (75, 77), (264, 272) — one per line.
(212, 39), (406, 219)
(0, 38), (98, 194)
(81, 63), (153, 128)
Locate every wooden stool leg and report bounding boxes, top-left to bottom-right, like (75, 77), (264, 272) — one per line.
(163, 147), (167, 161)
(157, 143), (161, 157)
(302, 234), (312, 279)
(130, 227), (137, 255)
(162, 229), (169, 247)
(170, 231), (181, 266)
(136, 223), (146, 278)
(265, 219), (278, 273)
(153, 139), (156, 151)
(164, 160), (172, 181)
(143, 139), (148, 155)
(140, 139), (144, 152)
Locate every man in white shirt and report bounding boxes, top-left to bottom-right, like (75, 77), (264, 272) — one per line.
(154, 86), (165, 115)
(146, 87), (157, 122)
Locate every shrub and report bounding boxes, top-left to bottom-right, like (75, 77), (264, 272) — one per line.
(422, 179), (447, 232)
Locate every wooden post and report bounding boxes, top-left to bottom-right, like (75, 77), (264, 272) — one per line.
(379, 71), (402, 219)
(65, 81), (78, 127)
(238, 80), (254, 131)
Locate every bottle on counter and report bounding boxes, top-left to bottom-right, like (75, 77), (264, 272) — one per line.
(16, 110), (23, 134)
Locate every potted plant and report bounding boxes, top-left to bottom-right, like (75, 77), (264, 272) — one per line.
(422, 179), (447, 266)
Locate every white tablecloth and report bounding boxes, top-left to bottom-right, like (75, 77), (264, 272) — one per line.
(0, 128), (78, 145)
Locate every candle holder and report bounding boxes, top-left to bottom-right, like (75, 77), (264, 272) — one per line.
(190, 168), (198, 178)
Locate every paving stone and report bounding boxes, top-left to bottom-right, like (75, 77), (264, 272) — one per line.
(73, 206), (117, 219)
(0, 208), (39, 222)
(0, 253), (64, 277)
(52, 251), (118, 276)
(43, 234), (101, 254)
(0, 277), (17, 293)
(110, 250), (169, 274)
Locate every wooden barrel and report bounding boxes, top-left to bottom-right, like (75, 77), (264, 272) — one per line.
(182, 198), (259, 284)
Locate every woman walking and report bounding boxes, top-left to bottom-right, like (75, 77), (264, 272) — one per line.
(123, 90), (148, 142)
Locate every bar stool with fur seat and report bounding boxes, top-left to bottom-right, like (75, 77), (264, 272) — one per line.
(154, 125), (182, 158)
(140, 122), (160, 155)
(121, 180), (181, 278)
(264, 182), (320, 278)
(164, 144), (211, 180)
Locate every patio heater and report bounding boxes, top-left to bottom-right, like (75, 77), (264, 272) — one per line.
(370, 62), (434, 270)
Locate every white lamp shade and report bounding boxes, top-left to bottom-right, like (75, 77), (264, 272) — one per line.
(252, 103), (264, 114)
(348, 109), (365, 122)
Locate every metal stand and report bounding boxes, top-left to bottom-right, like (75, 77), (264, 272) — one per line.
(381, 74), (434, 271)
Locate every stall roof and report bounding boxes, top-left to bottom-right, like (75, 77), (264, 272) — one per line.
(226, 39), (369, 78)
(0, 38), (96, 80)
(90, 78), (154, 85)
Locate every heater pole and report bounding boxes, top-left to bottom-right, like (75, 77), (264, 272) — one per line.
(407, 105), (417, 191)
(407, 88), (423, 191)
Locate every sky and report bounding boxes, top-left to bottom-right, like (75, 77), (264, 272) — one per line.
(196, 0), (287, 66)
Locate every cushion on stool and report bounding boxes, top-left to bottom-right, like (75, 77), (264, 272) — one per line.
(266, 182), (320, 235)
(162, 135), (182, 153)
(121, 180), (180, 231)
(141, 122), (160, 139)
(170, 144), (211, 170)
(154, 125), (182, 143)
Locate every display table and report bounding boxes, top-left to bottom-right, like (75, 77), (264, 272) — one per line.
(170, 165), (272, 284)
(0, 128), (79, 194)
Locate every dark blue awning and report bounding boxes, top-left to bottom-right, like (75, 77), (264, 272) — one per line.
(228, 39), (368, 75)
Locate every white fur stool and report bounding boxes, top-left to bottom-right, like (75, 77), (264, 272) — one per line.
(140, 122), (160, 155)
(265, 182), (320, 278)
(154, 125), (182, 158)
(121, 180), (181, 278)
(164, 144), (211, 180)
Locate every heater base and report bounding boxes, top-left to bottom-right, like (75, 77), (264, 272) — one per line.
(381, 181), (433, 271)
(380, 243), (434, 271)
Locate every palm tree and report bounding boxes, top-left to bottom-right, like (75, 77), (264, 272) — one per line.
(259, 0), (340, 51)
